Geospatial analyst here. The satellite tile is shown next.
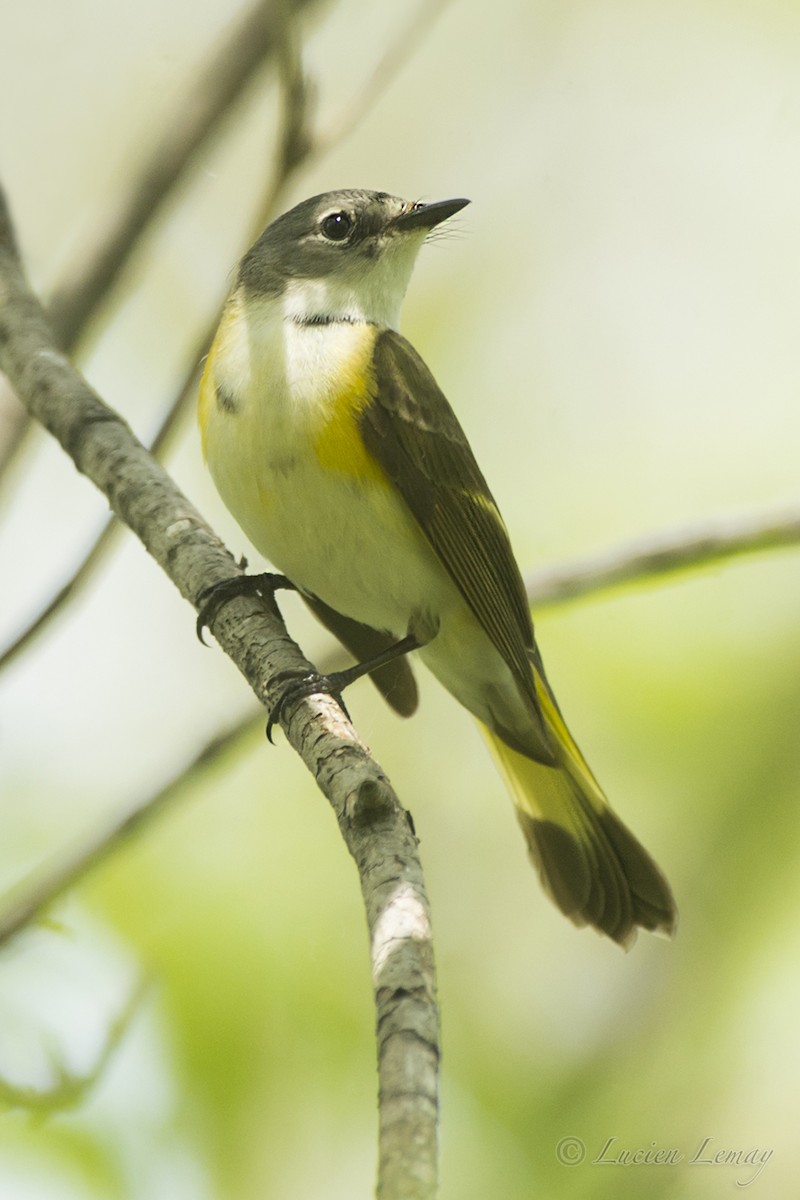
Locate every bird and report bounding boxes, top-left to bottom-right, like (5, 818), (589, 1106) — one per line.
(198, 188), (676, 947)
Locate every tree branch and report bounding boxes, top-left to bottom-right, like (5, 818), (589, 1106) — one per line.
(0, 328), (200, 673)
(0, 976), (151, 1114)
(0, 709), (263, 948)
(313, 0), (454, 153)
(525, 506), (800, 607)
(47, 0), (325, 351)
(0, 186), (438, 1200)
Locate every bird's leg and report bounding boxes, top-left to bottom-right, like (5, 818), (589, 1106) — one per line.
(266, 633), (421, 742)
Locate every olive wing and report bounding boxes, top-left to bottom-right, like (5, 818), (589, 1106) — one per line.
(361, 329), (539, 718)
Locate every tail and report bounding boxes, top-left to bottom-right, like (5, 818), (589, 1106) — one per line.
(482, 675), (677, 948)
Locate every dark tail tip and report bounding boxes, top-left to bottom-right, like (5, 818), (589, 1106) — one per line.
(518, 810), (677, 948)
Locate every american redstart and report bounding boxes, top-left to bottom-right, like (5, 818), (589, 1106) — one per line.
(198, 189), (676, 947)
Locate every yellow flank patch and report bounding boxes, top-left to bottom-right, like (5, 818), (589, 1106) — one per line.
(312, 329), (387, 484)
(197, 311), (229, 458)
(197, 357), (214, 458)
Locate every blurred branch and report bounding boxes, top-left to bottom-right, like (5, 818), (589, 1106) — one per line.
(0, 185), (439, 1200)
(47, 0), (323, 349)
(314, 0), (453, 152)
(0, 976), (150, 1114)
(0, 520), (115, 674)
(250, 0), (457, 231)
(0, 0), (325, 483)
(525, 505), (800, 608)
(0, 340), (199, 674)
(0, 710), (263, 947)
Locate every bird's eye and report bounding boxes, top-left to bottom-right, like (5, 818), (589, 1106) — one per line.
(320, 211), (353, 241)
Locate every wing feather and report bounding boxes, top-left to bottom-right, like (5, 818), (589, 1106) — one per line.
(361, 329), (538, 716)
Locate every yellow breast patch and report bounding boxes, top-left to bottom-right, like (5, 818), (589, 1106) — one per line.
(199, 293), (390, 496)
(311, 324), (387, 485)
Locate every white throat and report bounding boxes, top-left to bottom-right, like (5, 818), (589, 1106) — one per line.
(281, 276), (401, 329)
(280, 232), (426, 329)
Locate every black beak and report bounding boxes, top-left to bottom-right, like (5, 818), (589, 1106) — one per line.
(394, 197), (470, 232)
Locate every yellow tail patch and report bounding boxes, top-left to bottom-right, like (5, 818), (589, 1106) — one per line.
(481, 669), (676, 946)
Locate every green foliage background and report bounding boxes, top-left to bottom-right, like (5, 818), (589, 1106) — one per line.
(1, 1), (799, 1197)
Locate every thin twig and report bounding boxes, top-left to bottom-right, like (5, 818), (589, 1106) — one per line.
(0, 335), (200, 674)
(0, 976), (151, 1114)
(46, 0), (324, 349)
(0, 0), (325, 482)
(248, 1), (318, 241)
(0, 518), (115, 673)
(315, 0), (455, 153)
(0, 184), (439, 1200)
(0, 638), (357, 945)
(525, 506), (800, 608)
(0, 709), (263, 947)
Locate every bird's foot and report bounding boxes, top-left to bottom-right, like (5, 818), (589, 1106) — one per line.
(266, 669), (353, 743)
(196, 571), (295, 643)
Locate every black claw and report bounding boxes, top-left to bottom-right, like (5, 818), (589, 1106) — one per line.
(265, 670), (352, 742)
(195, 572), (295, 643)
